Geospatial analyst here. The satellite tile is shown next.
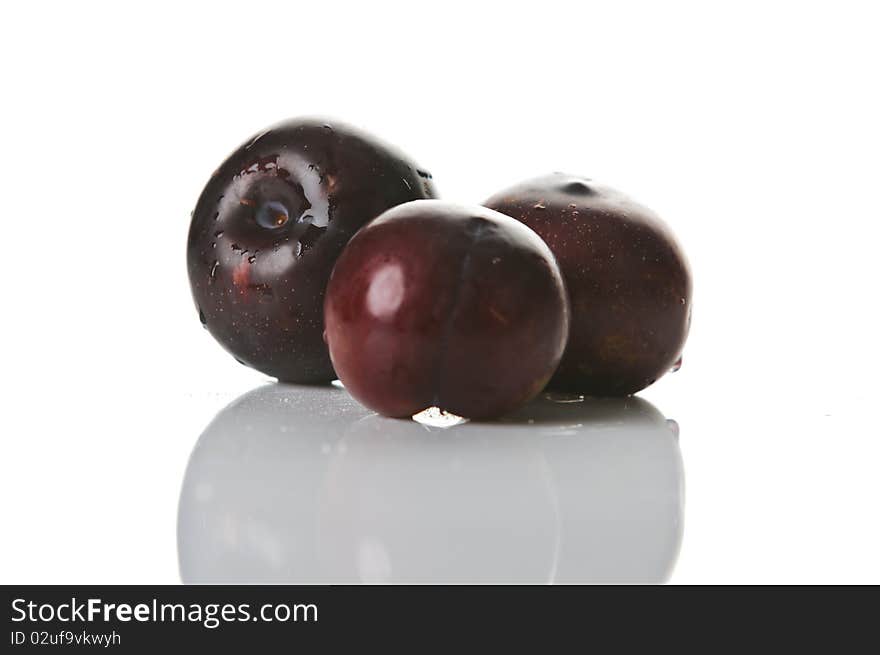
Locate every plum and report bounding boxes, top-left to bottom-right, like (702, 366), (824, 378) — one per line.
(323, 200), (569, 419)
(187, 118), (436, 383)
(485, 174), (691, 395)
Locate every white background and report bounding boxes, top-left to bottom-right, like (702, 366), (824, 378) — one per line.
(1, 0), (878, 583)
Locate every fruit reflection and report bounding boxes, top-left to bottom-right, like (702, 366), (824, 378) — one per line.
(178, 385), (684, 583)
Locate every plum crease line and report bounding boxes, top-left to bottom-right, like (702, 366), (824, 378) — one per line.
(430, 218), (489, 409)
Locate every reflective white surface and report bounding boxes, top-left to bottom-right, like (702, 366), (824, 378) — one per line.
(4, 3), (880, 585)
(178, 385), (683, 583)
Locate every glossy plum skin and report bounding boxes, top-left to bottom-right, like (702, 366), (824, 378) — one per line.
(187, 119), (436, 383)
(485, 174), (691, 396)
(324, 200), (570, 419)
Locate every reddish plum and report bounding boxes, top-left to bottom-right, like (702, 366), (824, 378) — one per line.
(485, 174), (691, 395)
(324, 200), (569, 419)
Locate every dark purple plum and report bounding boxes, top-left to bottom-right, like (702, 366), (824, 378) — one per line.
(187, 118), (436, 383)
(485, 174), (691, 396)
(324, 200), (569, 419)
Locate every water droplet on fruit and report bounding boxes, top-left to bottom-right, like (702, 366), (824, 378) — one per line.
(248, 256), (256, 264)
(671, 356), (683, 372)
(209, 261), (218, 282)
(215, 230), (224, 237)
(544, 391), (585, 403)
(679, 297), (686, 305)
(534, 202), (546, 210)
(412, 407), (468, 428)
(416, 169), (433, 180)
(257, 285), (274, 302)
(331, 379), (344, 389)
(198, 308), (206, 326)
